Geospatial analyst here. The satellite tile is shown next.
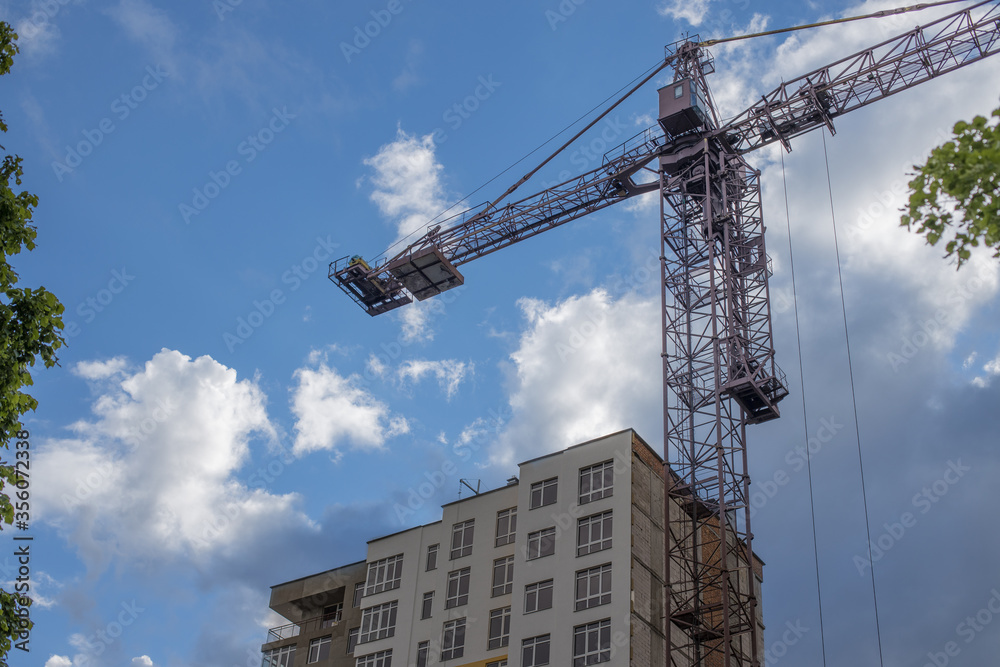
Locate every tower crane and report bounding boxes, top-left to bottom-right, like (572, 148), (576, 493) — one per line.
(330, 3), (1000, 665)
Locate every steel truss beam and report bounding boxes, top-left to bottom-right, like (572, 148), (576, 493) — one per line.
(661, 137), (782, 667)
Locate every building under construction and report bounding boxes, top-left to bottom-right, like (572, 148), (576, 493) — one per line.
(260, 429), (763, 667)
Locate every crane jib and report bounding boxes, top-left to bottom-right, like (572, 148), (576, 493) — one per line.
(331, 0), (1000, 316)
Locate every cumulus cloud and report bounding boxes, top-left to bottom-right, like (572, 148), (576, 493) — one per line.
(72, 357), (129, 381)
(657, 0), (711, 26)
(290, 354), (410, 458)
(398, 359), (472, 399)
(972, 350), (1000, 388)
(44, 656), (73, 667)
(130, 657), (155, 667)
(399, 300), (435, 344)
(698, 0), (1000, 359)
(34, 349), (315, 569)
(487, 289), (661, 467)
(364, 127), (451, 243)
(365, 130), (456, 343)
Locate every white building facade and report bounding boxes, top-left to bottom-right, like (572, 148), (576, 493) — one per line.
(260, 429), (763, 667)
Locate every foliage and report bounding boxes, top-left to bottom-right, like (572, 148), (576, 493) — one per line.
(901, 107), (1000, 267)
(0, 21), (66, 659)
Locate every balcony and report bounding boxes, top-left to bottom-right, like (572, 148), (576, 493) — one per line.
(266, 613), (342, 644)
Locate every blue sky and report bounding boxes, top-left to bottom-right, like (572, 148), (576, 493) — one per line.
(2, 0), (999, 665)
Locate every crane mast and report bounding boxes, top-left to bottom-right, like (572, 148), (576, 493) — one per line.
(330, 2), (1000, 665)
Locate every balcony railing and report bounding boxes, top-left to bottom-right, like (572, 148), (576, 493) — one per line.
(266, 614), (342, 643)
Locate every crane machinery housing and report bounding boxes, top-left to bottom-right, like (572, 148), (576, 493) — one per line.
(331, 2), (1000, 665)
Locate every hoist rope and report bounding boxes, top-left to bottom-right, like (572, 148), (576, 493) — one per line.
(780, 150), (829, 667)
(371, 59), (667, 263)
(698, 0), (973, 47)
(821, 132), (886, 667)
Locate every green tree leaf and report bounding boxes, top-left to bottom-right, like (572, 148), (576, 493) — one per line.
(902, 106), (1000, 268)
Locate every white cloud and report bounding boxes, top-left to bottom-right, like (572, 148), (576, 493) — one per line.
(367, 353), (389, 378)
(364, 128), (451, 243)
(487, 289), (661, 468)
(291, 356), (410, 458)
(657, 0), (711, 26)
(5, 570), (60, 609)
(130, 657), (155, 667)
(399, 301), (435, 344)
(105, 0), (180, 78)
(35, 349), (315, 569)
(44, 656), (72, 667)
(12, 0), (74, 59)
(72, 357), (129, 381)
(392, 40), (424, 92)
(972, 351), (1000, 388)
(700, 1), (1000, 357)
(398, 359), (472, 399)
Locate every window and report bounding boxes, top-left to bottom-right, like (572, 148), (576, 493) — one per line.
(451, 520), (475, 559)
(487, 606), (511, 650)
(492, 556), (514, 597)
(522, 634), (550, 667)
(446, 567), (471, 608)
(421, 591), (433, 619)
(524, 579), (554, 613)
(348, 627), (359, 654)
(308, 636), (332, 664)
(426, 544), (439, 571)
(353, 582), (364, 608)
(321, 603), (342, 628)
(575, 564), (612, 611)
(577, 511), (613, 556)
(579, 460), (614, 504)
(526, 527), (556, 560)
(355, 649), (392, 667)
(365, 554), (403, 596)
(573, 619), (611, 666)
(529, 478), (558, 509)
(674, 83), (684, 99)
(416, 641), (429, 667)
(441, 618), (466, 661)
(262, 645), (295, 667)
(495, 507), (517, 546)
(359, 601), (398, 644)
(486, 662), (508, 667)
